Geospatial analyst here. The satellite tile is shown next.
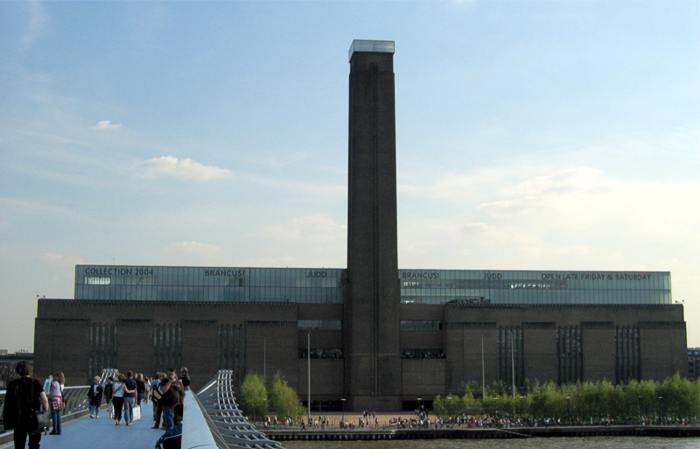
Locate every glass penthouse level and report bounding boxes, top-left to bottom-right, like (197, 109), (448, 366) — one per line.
(75, 265), (671, 305)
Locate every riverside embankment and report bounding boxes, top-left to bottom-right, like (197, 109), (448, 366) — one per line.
(266, 425), (700, 441)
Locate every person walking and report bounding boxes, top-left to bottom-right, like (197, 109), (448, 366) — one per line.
(179, 367), (191, 391)
(158, 369), (183, 435)
(103, 376), (114, 419)
(2, 361), (49, 449)
(49, 372), (65, 435)
(136, 373), (146, 406)
(151, 372), (164, 429)
(143, 375), (151, 405)
(87, 376), (103, 418)
(42, 374), (52, 398)
(123, 371), (137, 426)
(111, 375), (125, 425)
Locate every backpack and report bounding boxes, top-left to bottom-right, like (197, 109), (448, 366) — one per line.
(104, 382), (113, 398)
(14, 379), (40, 432)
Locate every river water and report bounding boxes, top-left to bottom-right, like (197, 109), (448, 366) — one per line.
(285, 437), (700, 449)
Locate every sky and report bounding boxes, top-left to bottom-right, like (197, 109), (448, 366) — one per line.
(0, 1), (698, 352)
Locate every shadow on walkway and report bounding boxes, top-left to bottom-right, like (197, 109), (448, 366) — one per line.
(2, 402), (164, 449)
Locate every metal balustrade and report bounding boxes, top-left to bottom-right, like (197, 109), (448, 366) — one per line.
(195, 370), (284, 449)
(0, 389), (6, 431)
(0, 368), (117, 433)
(0, 386), (94, 436)
(99, 368), (119, 384)
(3, 368), (286, 449)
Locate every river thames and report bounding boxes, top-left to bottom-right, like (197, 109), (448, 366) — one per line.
(285, 437), (700, 449)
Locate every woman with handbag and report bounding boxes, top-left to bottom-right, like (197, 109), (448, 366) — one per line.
(49, 372), (65, 435)
(2, 361), (49, 449)
(87, 376), (103, 418)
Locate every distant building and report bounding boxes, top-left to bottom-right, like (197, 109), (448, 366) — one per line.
(33, 40), (687, 411)
(0, 352), (34, 389)
(688, 348), (700, 378)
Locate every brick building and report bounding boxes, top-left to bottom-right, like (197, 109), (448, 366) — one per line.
(33, 40), (687, 411)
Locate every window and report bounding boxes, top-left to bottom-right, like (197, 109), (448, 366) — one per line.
(401, 349), (445, 359)
(299, 348), (343, 359)
(84, 277), (111, 285)
(298, 320), (342, 331)
(400, 320), (441, 332)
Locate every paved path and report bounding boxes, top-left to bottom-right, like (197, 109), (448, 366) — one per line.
(2, 403), (163, 449)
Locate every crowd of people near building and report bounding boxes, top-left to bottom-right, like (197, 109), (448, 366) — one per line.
(430, 414), (696, 428)
(262, 409), (421, 430)
(2, 361), (191, 449)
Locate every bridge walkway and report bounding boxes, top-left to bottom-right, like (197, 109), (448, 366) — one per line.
(1, 402), (162, 449)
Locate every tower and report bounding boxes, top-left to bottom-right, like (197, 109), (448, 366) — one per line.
(344, 39), (401, 411)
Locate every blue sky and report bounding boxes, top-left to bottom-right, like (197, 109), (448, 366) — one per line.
(0, 1), (698, 351)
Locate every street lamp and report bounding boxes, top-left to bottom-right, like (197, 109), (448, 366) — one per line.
(340, 398), (347, 428)
(417, 397), (424, 424)
(307, 331), (311, 423)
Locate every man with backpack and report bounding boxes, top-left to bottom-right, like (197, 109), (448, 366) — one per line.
(2, 361), (49, 449)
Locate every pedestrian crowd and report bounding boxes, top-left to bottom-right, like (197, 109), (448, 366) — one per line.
(2, 361), (191, 449)
(103, 367), (190, 447)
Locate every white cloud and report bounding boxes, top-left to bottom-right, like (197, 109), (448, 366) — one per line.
(137, 156), (232, 181)
(397, 162), (700, 290)
(164, 240), (222, 256)
(40, 251), (84, 266)
(94, 120), (122, 130)
(21, 0), (47, 50)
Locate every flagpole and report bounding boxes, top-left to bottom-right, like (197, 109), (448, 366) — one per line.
(481, 334), (486, 399)
(307, 330), (311, 422)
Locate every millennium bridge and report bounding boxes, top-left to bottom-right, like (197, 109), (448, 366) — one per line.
(3, 370), (700, 448)
(0, 369), (283, 449)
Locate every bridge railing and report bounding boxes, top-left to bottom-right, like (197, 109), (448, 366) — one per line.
(192, 369), (284, 449)
(182, 391), (219, 449)
(0, 368), (118, 433)
(0, 389), (5, 431)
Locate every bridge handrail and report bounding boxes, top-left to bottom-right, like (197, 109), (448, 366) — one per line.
(0, 390), (5, 429)
(195, 370), (284, 449)
(183, 391), (219, 449)
(1, 368), (118, 432)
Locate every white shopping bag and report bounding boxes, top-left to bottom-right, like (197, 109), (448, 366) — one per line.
(132, 405), (141, 421)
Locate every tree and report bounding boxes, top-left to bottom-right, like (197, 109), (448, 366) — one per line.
(270, 372), (305, 419)
(482, 394), (511, 416)
(462, 389), (481, 414)
(435, 374), (699, 424)
(444, 394), (463, 416)
(239, 373), (268, 420)
(530, 382), (563, 419)
(433, 395), (447, 417)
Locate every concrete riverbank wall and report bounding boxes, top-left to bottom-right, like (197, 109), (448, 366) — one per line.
(266, 425), (700, 441)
